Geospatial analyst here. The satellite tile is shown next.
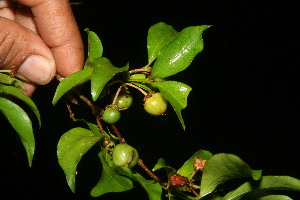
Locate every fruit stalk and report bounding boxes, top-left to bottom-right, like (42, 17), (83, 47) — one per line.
(111, 124), (126, 144)
(138, 159), (161, 183)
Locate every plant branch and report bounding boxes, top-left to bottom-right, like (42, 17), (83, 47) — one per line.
(112, 85), (123, 105)
(129, 68), (152, 74)
(138, 159), (161, 182)
(96, 115), (106, 136)
(0, 70), (11, 73)
(65, 97), (76, 121)
(73, 90), (101, 115)
(126, 83), (148, 96)
(111, 124), (126, 143)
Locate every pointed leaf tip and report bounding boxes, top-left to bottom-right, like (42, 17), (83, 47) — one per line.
(57, 127), (102, 192)
(151, 25), (210, 78)
(52, 68), (92, 105)
(0, 97), (35, 166)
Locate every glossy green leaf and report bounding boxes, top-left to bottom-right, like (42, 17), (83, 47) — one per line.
(223, 176), (300, 200)
(131, 172), (162, 200)
(91, 57), (129, 101)
(0, 85), (41, 127)
(116, 166), (162, 200)
(200, 153), (262, 198)
(147, 22), (178, 65)
(0, 97), (35, 166)
(52, 68), (92, 105)
(0, 73), (15, 84)
(84, 29), (103, 66)
(152, 158), (176, 177)
(135, 83), (154, 93)
(151, 25), (210, 78)
(0, 73), (26, 90)
(256, 195), (293, 200)
(90, 150), (134, 197)
(177, 149), (213, 178)
(151, 81), (192, 130)
(57, 127), (102, 192)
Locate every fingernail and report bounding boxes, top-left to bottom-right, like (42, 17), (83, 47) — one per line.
(18, 55), (55, 85)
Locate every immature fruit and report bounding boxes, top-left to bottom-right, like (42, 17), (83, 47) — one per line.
(116, 94), (133, 108)
(102, 108), (121, 124)
(112, 144), (139, 168)
(144, 92), (167, 116)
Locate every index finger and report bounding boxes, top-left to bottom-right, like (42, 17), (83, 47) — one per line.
(17, 0), (84, 77)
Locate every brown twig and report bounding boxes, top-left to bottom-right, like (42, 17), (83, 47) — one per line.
(112, 85), (123, 105)
(138, 159), (161, 182)
(0, 70), (11, 73)
(72, 90), (101, 115)
(96, 115), (106, 136)
(190, 188), (200, 197)
(111, 124), (126, 144)
(126, 83), (148, 96)
(65, 98), (76, 121)
(129, 68), (152, 74)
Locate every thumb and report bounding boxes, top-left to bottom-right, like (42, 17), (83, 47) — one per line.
(0, 17), (55, 85)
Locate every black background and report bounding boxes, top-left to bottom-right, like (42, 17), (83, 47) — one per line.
(1, 0), (299, 199)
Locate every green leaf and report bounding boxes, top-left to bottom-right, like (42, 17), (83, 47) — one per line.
(0, 97), (35, 166)
(84, 29), (103, 65)
(152, 158), (177, 177)
(131, 172), (162, 200)
(200, 153), (262, 198)
(256, 195), (293, 200)
(177, 149), (213, 178)
(52, 68), (93, 105)
(91, 57), (129, 101)
(0, 85), (41, 127)
(223, 176), (300, 200)
(57, 127), (102, 192)
(0, 73), (26, 90)
(116, 166), (162, 200)
(90, 150), (134, 197)
(131, 82), (153, 93)
(147, 22), (178, 65)
(151, 25), (210, 78)
(151, 81), (192, 130)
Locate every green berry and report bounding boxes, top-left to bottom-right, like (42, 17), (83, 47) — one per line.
(112, 144), (139, 168)
(116, 94), (133, 108)
(144, 92), (167, 116)
(102, 108), (121, 124)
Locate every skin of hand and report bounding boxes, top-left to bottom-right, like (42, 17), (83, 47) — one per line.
(0, 0), (84, 96)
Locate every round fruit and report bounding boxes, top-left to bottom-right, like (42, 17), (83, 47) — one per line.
(116, 94), (133, 108)
(112, 144), (139, 168)
(102, 108), (121, 124)
(144, 92), (167, 116)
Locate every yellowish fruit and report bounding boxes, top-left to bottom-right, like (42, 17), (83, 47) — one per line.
(144, 92), (167, 116)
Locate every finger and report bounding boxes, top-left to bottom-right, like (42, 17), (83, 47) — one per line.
(0, 0), (15, 20)
(0, 17), (55, 85)
(14, 5), (37, 33)
(17, 0), (84, 77)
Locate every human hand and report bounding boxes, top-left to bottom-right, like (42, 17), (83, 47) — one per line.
(0, 0), (84, 96)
